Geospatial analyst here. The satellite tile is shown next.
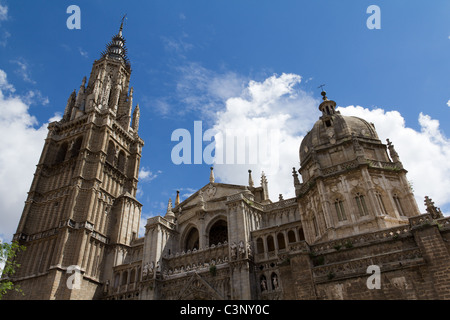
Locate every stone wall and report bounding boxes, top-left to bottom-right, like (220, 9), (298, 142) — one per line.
(278, 214), (450, 300)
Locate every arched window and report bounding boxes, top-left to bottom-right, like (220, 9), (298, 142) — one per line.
(117, 150), (126, 172)
(355, 193), (369, 216)
(287, 230), (296, 243)
(55, 142), (68, 164)
(277, 233), (286, 250)
(393, 194), (405, 216)
(375, 191), (387, 215)
(335, 199), (347, 221)
(267, 235), (275, 252)
(256, 237), (264, 254)
(130, 269), (136, 283)
(114, 273), (120, 288)
(209, 219), (228, 246)
(185, 227), (199, 251)
(298, 228), (305, 241)
(106, 141), (115, 164)
(70, 137), (83, 158)
(121, 271), (128, 286)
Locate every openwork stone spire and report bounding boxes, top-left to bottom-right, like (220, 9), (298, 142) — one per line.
(101, 15), (130, 68)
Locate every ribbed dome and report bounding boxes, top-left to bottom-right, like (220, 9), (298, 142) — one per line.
(300, 113), (379, 164)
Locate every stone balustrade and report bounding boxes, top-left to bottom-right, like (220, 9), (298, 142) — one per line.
(162, 242), (229, 278)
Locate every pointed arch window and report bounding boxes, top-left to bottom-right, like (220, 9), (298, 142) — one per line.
(375, 191), (387, 215)
(335, 199), (347, 221)
(355, 193), (369, 216)
(393, 194), (405, 216)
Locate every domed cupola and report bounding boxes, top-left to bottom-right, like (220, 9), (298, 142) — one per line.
(299, 91), (380, 167)
(294, 89), (420, 244)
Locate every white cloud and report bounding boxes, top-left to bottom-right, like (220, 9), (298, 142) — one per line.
(11, 58), (35, 84)
(0, 2), (8, 21)
(78, 47), (88, 58)
(338, 106), (450, 214)
(446, 100), (450, 107)
(22, 89), (49, 106)
(175, 62), (247, 120)
(0, 69), (14, 92)
(0, 70), (58, 242)
(210, 73), (320, 201)
(139, 167), (162, 182)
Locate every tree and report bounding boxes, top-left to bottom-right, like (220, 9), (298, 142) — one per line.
(0, 240), (26, 299)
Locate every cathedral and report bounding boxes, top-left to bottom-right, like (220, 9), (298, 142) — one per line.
(3, 23), (450, 300)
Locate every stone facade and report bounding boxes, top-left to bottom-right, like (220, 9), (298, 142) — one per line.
(3, 25), (450, 301)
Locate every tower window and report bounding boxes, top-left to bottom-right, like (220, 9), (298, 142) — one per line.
(312, 216), (319, 236)
(335, 199), (347, 221)
(393, 194), (405, 216)
(325, 120), (332, 127)
(355, 193), (369, 216)
(375, 192), (387, 215)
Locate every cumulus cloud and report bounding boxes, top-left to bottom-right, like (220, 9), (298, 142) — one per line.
(338, 106), (450, 214)
(210, 73), (320, 201)
(0, 70), (56, 242)
(139, 167), (162, 182)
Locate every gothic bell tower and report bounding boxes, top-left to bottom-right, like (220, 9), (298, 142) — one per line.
(7, 21), (144, 300)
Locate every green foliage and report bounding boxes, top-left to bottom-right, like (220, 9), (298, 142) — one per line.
(344, 241), (353, 249)
(0, 241), (26, 299)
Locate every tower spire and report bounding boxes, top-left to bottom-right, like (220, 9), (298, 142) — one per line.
(119, 14), (127, 36)
(101, 15), (130, 68)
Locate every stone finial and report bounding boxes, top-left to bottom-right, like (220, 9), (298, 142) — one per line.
(261, 171), (269, 201)
(132, 104), (140, 131)
(165, 198), (176, 222)
(386, 139), (400, 163)
(175, 190), (180, 206)
(209, 167), (215, 183)
(166, 198), (173, 214)
(424, 196), (444, 219)
(248, 170), (254, 188)
(292, 167), (300, 186)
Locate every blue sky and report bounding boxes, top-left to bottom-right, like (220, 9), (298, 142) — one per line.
(0, 0), (449, 240)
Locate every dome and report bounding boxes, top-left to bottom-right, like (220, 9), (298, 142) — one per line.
(300, 113), (379, 164)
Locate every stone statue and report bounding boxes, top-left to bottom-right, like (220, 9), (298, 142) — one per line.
(230, 242), (237, 260)
(272, 274), (279, 289)
(238, 241), (245, 258)
(261, 278), (267, 291)
(142, 263), (149, 279)
(247, 242), (253, 258)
